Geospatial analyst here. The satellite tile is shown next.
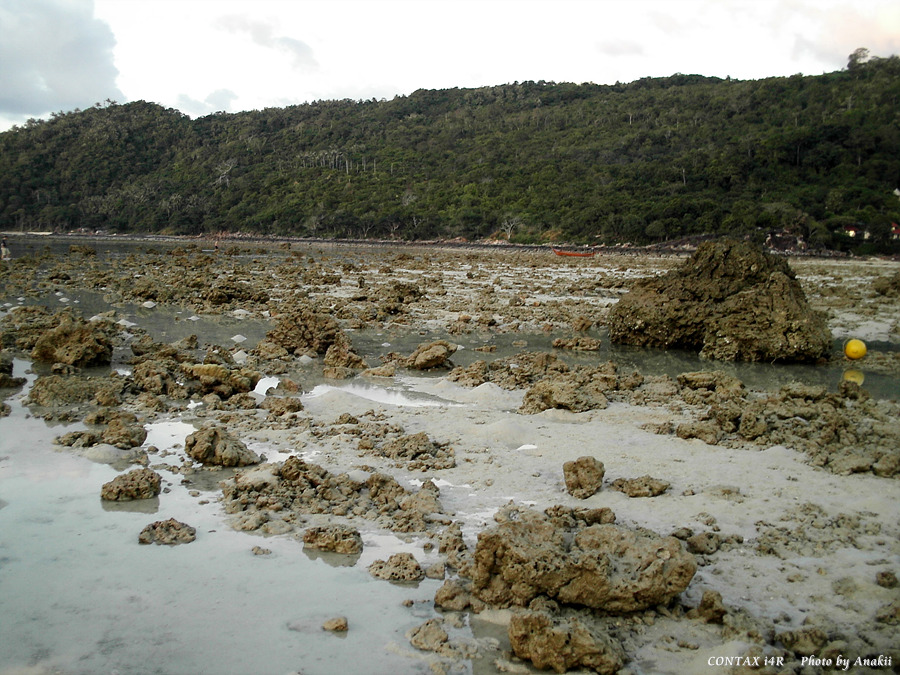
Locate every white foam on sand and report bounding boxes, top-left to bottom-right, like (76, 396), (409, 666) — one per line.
(304, 382), (462, 408)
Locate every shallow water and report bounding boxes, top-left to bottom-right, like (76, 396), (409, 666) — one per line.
(0, 367), (445, 675)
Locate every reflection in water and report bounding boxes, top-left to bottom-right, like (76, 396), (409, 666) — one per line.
(100, 496), (160, 514)
(302, 546), (362, 568)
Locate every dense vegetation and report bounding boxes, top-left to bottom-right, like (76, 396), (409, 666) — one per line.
(1, 51), (899, 250)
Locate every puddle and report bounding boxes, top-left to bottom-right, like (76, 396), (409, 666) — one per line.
(0, 377), (443, 675)
(304, 381), (464, 408)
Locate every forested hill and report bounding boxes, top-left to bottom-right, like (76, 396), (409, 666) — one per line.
(2, 54), (899, 250)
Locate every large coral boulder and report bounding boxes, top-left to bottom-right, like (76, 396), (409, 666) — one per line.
(263, 307), (343, 356)
(608, 239), (831, 362)
(31, 315), (113, 367)
(469, 505), (695, 612)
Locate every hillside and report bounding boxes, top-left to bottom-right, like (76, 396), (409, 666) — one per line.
(1, 54), (899, 250)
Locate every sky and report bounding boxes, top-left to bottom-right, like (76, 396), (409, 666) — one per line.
(1, 0), (899, 131)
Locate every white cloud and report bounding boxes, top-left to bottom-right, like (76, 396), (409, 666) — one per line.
(2, 0), (898, 132)
(177, 88), (239, 117)
(214, 15), (318, 70)
(0, 0), (123, 120)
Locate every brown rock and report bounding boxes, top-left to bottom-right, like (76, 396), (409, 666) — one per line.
(519, 364), (616, 414)
(31, 315), (113, 367)
(777, 627), (828, 656)
(433, 579), (475, 611)
(404, 340), (457, 370)
(608, 239), (831, 362)
(101, 468), (161, 501)
(185, 426), (260, 466)
(323, 336), (367, 370)
(406, 618), (449, 653)
(609, 475), (670, 498)
(688, 590), (727, 624)
(138, 518), (196, 545)
(322, 616), (349, 632)
(368, 552), (424, 582)
(508, 610), (625, 674)
(302, 525), (363, 555)
(469, 505), (696, 612)
(676, 421), (723, 445)
(563, 456), (606, 499)
(101, 418), (148, 449)
(26, 374), (107, 407)
(264, 307), (343, 356)
(687, 532), (722, 555)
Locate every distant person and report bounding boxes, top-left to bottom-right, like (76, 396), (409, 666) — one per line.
(1, 238), (10, 260)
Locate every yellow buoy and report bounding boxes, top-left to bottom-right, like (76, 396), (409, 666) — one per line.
(844, 338), (867, 360)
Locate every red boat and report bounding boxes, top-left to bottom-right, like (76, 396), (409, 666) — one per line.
(552, 248), (596, 257)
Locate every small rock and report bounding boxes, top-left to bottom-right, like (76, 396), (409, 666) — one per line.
(404, 340), (457, 370)
(687, 532), (722, 555)
(138, 518), (196, 545)
(563, 456), (605, 499)
(322, 616), (349, 632)
(368, 552), (424, 582)
(406, 618), (449, 652)
(609, 475), (670, 498)
(777, 627), (828, 656)
(688, 590), (727, 624)
(876, 570), (898, 588)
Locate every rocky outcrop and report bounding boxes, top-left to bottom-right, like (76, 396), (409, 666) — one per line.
(323, 335), (367, 374)
(368, 552), (425, 581)
(101, 468), (162, 501)
(138, 518), (196, 545)
(31, 314), (113, 367)
(508, 610), (625, 674)
(100, 417), (148, 449)
(26, 374), (111, 408)
(608, 239), (832, 362)
(221, 457), (445, 533)
(184, 426), (261, 466)
(468, 505), (696, 612)
(262, 306), (343, 356)
(376, 431), (456, 470)
(302, 525), (363, 554)
(519, 369), (610, 414)
(181, 362), (260, 398)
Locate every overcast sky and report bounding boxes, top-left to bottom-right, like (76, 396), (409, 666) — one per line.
(1, 0), (898, 131)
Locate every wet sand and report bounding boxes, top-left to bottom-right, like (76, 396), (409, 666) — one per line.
(0, 238), (898, 674)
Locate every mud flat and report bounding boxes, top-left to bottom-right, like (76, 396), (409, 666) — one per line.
(0, 237), (898, 674)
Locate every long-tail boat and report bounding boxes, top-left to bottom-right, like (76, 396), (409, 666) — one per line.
(551, 248), (596, 257)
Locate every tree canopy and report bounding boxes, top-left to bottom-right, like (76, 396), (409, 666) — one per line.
(1, 54), (898, 251)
